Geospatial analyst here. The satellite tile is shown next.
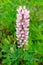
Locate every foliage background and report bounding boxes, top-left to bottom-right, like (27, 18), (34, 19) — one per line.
(0, 0), (43, 65)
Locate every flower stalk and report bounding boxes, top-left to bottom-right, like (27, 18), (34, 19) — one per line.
(16, 6), (30, 47)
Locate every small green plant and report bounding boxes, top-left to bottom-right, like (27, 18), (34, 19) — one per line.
(0, 0), (43, 65)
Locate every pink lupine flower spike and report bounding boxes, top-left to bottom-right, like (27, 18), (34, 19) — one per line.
(16, 6), (30, 47)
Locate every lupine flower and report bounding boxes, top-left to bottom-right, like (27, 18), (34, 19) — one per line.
(16, 6), (30, 47)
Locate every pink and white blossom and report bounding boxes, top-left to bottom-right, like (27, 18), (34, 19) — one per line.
(16, 6), (30, 47)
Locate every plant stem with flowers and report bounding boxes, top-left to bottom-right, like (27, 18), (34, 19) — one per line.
(16, 6), (30, 47)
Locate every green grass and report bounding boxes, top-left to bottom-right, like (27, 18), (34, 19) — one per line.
(0, 0), (43, 65)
